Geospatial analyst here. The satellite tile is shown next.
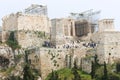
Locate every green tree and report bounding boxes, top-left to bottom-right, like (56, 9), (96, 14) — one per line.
(23, 64), (35, 80)
(72, 60), (81, 80)
(94, 54), (99, 67)
(6, 31), (21, 51)
(73, 59), (77, 69)
(49, 70), (54, 80)
(54, 71), (59, 80)
(116, 62), (120, 73)
(49, 70), (59, 80)
(64, 77), (67, 80)
(9, 75), (21, 80)
(109, 73), (120, 80)
(72, 69), (81, 80)
(103, 61), (108, 80)
(6, 31), (21, 63)
(23, 51), (37, 80)
(91, 61), (95, 79)
(25, 50), (29, 63)
(69, 55), (72, 68)
(91, 54), (101, 79)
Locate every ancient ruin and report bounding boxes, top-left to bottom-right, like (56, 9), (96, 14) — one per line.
(2, 4), (51, 48)
(0, 4), (120, 80)
(92, 19), (120, 64)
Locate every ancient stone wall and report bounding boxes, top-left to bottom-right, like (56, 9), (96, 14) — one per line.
(2, 13), (51, 48)
(51, 18), (75, 46)
(17, 14), (50, 33)
(98, 19), (115, 32)
(81, 58), (92, 73)
(16, 31), (45, 48)
(2, 13), (18, 31)
(103, 32), (120, 63)
(0, 42), (89, 79)
(39, 48), (67, 79)
(92, 32), (120, 64)
(2, 13), (50, 33)
(38, 47), (87, 79)
(25, 46), (87, 79)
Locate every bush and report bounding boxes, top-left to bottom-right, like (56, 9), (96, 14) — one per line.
(109, 73), (120, 80)
(116, 62), (120, 73)
(6, 31), (21, 50)
(45, 68), (91, 80)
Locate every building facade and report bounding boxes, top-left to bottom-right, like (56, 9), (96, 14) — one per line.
(92, 19), (120, 64)
(98, 19), (115, 32)
(51, 18), (75, 46)
(75, 19), (92, 37)
(2, 8), (51, 48)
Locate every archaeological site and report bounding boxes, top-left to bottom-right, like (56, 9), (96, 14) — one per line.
(0, 4), (120, 80)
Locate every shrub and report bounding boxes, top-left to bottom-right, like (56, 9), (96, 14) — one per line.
(6, 31), (21, 50)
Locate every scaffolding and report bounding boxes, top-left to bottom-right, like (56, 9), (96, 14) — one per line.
(24, 4), (47, 16)
(70, 9), (100, 23)
(70, 9), (101, 32)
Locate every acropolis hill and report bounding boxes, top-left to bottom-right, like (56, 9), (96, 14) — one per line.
(0, 4), (120, 80)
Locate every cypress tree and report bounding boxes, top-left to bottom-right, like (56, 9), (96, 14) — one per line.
(116, 62), (120, 73)
(94, 54), (99, 67)
(91, 55), (100, 79)
(49, 70), (54, 80)
(49, 70), (59, 80)
(69, 55), (72, 68)
(25, 50), (29, 63)
(6, 31), (21, 51)
(6, 31), (21, 64)
(64, 77), (67, 80)
(73, 69), (81, 80)
(91, 61), (95, 79)
(54, 71), (59, 80)
(73, 59), (77, 69)
(103, 61), (108, 80)
(72, 60), (81, 80)
(23, 51), (35, 80)
(23, 64), (35, 80)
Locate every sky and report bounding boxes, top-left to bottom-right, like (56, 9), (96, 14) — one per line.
(0, 0), (120, 30)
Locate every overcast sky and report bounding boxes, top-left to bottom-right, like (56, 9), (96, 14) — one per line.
(0, 0), (120, 30)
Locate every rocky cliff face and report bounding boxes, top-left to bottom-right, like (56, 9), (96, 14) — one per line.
(0, 44), (25, 66)
(0, 44), (25, 80)
(0, 44), (14, 68)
